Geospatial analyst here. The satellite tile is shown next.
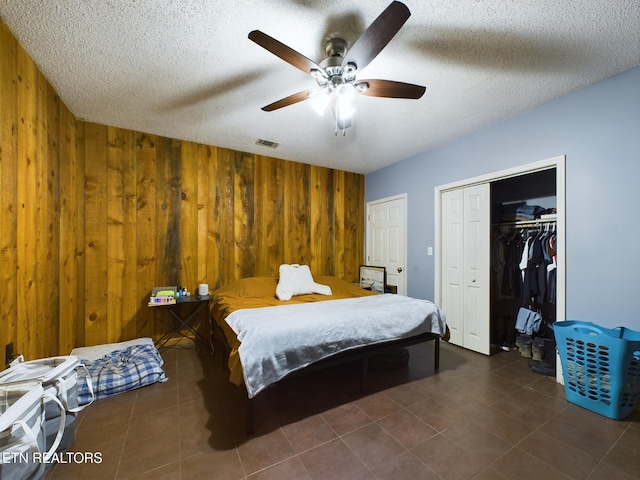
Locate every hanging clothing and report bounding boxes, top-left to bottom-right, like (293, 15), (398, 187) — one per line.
(493, 223), (556, 306)
(546, 234), (557, 304)
(500, 230), (523, 298)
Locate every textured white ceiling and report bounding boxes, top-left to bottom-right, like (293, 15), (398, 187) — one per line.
(1, 1), (639, 174)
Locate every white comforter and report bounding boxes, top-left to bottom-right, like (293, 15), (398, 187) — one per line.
(225, 294), (446, 398)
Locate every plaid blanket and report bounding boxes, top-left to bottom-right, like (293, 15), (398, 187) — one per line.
(77, 344), (167, 404)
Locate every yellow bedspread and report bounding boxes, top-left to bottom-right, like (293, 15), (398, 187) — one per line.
(210, 276), (376, 386)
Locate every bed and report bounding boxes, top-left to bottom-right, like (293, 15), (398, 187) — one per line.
(210, 266), (448, 434)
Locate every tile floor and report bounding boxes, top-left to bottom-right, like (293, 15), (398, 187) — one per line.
(46, 340), (639, 480)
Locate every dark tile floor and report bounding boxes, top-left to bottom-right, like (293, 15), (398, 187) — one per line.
(47, 340), (639, 479)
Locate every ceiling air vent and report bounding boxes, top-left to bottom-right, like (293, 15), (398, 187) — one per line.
(255, 138), (279, 149)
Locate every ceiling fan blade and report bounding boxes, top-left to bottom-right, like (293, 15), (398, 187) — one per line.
(342, 1), (410, 72)
(261, 88), (325, 111)
(249, 30), (325, 76)
(355, 79), (425, 99)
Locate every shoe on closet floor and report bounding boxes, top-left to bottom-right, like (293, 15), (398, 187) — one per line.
(528, 359), (556, 376)
(515, 334), (532, 358)
(532, 337), (545, 361)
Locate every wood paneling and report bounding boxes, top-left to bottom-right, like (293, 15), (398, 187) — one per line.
(0, 22), (19, 361)
(284, 161), (311, 266)
(58, 105), (78, 354)
(204, 145), (219, 290)
(16, 41), (38, 358)
(74, 122), (86, 349)
(83, 123), (108, 347)
(106, 127), (137, 343)
(0, 20), (79, 362)
(0, 20), (365, 358)
(79, 135), (363, 349)
(134, 133), (158, 341)
(254, 155), (284, 277)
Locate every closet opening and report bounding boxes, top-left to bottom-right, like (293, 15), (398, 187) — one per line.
(490, 168), (558, 376)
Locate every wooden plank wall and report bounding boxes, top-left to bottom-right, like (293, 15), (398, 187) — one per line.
(0, 20), (365, 359)
(0, 21), (79, 360)
(80, 124), (365, 351)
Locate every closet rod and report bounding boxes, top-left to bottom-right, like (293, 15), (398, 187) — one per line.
(493, 218), (557, 228)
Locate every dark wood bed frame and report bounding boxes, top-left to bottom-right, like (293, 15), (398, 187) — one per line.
(209, 315), (441, 435)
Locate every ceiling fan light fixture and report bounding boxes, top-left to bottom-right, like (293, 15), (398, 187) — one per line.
(336, 91), (355, 121)
(310, 90), (330, 116)
(337, 102), (355, 122)
(355, 82), (369, 93)
(336, 83), (356, 120)
(310, 68), (328, 81)
(336, 83), (355, 102)
(343, 62), (357, 80)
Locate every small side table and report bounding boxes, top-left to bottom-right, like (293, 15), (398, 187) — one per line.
(153, 294), (213, 352)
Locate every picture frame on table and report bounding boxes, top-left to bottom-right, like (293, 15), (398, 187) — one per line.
(359, 265), (386, 293)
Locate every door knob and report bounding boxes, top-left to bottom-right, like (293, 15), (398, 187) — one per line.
(397, 267), (403, 273)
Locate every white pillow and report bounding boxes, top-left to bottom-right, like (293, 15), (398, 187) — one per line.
(276, 264), (332, 301)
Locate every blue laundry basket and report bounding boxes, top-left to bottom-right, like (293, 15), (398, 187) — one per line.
(555, 321), (640, 420)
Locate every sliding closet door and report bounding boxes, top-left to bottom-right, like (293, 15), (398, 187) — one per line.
(440, 184), (490, 354)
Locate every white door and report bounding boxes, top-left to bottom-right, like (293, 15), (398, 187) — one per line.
(441, 189), (464, 346)
(366, 195), (407, 295)
(440, 184), (490, 354)
(462, 184), (491, 354)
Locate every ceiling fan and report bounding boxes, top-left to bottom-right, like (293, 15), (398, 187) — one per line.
(249, 1), (426, 135)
